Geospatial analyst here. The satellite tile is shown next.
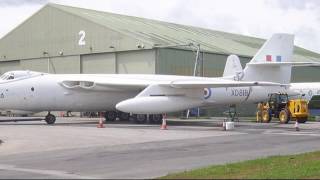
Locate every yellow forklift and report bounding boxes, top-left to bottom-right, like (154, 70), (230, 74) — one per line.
(256, 93), (309, 124)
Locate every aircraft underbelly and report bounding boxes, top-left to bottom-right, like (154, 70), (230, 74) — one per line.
(17, 92), (135, 111)
(0, 77), (138, 112)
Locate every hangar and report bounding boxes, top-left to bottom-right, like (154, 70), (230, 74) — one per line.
(0, 3), (319, 116)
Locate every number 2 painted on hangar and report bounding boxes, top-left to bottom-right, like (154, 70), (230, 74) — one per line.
(78, 30), (86, 46)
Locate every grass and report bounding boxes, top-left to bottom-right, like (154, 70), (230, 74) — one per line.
(160, 151), (320, 179)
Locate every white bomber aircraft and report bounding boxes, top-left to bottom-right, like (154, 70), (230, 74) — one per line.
(116, 34), (320, 113)
(0, 34), (317, 124)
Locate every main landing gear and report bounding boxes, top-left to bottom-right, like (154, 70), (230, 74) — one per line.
(45, 112), (56, 125)
(42, 111), (163, 125)
(104, 111), (163, 124)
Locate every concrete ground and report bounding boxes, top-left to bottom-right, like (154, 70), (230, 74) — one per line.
(0, 117), (320, 179)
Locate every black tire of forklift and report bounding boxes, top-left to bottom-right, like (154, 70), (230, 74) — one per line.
(262, 110), (272, 123)
(256, 111), (262, 123)
(279, 109), (290, 124)
(45, 114), (56, 125)
(297, 118), (308, 124)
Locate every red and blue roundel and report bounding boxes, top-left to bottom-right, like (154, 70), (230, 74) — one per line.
(204, 88), (212, 99)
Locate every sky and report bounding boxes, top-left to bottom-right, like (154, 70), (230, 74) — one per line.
(0, 0), (319, 54)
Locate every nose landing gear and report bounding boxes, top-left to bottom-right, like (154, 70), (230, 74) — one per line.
(45, 113), (56, 125)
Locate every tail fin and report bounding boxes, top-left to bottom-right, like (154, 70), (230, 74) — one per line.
(223, 55), (244, 81)
(242, 33), (294, 84)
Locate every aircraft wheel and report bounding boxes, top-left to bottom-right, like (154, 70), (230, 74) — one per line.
(279, 109), (290, 124)
(118, 112), (130, 121)
(149, 114), (163, 124)
(262, 110), (272, 123)
(133, 114), (147, 124)
(105, 111), (117, 121)
(45, 114), (56, 125)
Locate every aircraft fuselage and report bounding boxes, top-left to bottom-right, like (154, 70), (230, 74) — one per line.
(0, 73), (312, 114)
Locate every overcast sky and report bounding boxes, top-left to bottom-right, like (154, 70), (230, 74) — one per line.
(0, 0), (319, 53)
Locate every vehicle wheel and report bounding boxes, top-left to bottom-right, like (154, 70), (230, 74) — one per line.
(105, 111), (117, 121)
(297, 118), (307, 123)
(133, 114), (147, 124)
(256, 111), (262, 123)
(118, 112), (130, 121)
(279, 109), (290, 124)
(262, 110), (272, 123)
(45, 114), (56, 125)
(149, 114), (163, 124)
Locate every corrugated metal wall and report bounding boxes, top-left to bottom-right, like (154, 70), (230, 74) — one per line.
(0, 5), (145, 61)
(292, 67), (320, 82)
(156, 48), (198, 76)
(117, 50), (155, 74)
(21, 58), (48, 72)
(156, 48), (251, 77)
(0, 61), (20, 74)
(49, 56), (80, 74)
(19, 56), (80, 73)
(81, 53), (115, 74)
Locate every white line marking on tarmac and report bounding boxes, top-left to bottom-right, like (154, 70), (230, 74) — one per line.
(0, 164), (95, 179)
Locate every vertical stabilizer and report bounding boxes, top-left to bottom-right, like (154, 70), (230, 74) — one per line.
(223, 55), (243, 81)
(250, 34), (294, 63)
(242, 34), (294, 84)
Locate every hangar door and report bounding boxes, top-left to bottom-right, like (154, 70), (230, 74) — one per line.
(81, 53), (116, 74)
(0, 61), (20, 74)
(21, 58), (47, 73)
(117, 50), (155, 74)
(21, 56), (80, 74)
(49, 56), (80, 74)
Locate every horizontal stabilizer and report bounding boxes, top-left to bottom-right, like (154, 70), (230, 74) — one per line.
(247, 62), (320, 67)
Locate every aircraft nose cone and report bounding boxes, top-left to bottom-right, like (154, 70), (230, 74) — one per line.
(116, 100), (132, 113)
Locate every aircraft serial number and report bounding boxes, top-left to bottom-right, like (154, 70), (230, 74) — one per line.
(231, 89), (250, 97)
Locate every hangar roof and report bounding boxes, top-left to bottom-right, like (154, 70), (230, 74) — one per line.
(49, 3), (320, 62)
(0, 3), (319, 62)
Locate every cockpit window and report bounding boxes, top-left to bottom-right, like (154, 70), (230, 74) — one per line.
(8, 75), (14, 80)
(0, 71), (43, 81)
(0, 74), (14, 80)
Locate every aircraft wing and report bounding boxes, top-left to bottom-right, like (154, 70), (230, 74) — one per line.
(60, 77), (281, 91)
(115, 80), (280, 114)
(58, 75), (282, 114)
(60, 79), (148, 91)
(168, 79), (280, 88)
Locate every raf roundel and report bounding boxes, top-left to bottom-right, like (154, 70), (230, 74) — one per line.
(204, 88), (212, 100)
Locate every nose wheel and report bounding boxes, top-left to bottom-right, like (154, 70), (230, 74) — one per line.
(45, 113), (56, 125)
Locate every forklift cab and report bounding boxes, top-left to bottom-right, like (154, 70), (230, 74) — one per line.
(268, 93), (289, 116)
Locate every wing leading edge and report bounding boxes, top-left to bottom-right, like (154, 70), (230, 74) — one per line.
(60, 77), (281, 91)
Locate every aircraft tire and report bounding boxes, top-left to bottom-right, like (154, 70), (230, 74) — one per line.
(118, 112), (130, 121)
(133, 114), (147, 124)
(105, 111), (117, 121)
(45, 114), (56, 125)
(149, 114), (163, 124)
